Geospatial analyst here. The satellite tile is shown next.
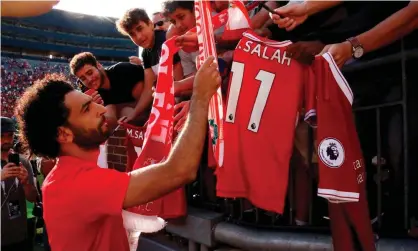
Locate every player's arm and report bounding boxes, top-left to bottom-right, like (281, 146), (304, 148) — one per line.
(1, 1), (59, 17)
(123, 56), (220, 208)
(131, 68), (155, 119)
(356, 1), (418, 54)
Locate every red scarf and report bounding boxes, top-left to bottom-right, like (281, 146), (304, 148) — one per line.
(195, 0), (226, 168)
(128, 37), (186, 219)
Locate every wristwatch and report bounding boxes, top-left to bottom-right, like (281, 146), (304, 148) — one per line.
(347, 37), (364, 59)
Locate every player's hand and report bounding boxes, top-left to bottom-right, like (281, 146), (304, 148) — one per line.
(287, 40), (325, 65)
(175, 31), (199, 53)
(129, 56), (142, 65)
(85, 89), (104, 105)
(17, 164), (29, 185)
(320, 41), (352, 68)
(193, 56), (221, 101)
(1, 163), (20, 181)
(174, 101), (190, 132)
(270, 2), (308, 31)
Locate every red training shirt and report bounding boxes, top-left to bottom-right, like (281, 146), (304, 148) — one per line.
(42, 156), (130, 251)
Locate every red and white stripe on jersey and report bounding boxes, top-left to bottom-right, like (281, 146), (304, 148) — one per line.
(318, 188), (360, 203)
(322, 53), (353, 105)
(242, 31), (292, 47)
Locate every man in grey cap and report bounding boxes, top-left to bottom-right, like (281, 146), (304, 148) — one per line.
(1, 116), (38, 251)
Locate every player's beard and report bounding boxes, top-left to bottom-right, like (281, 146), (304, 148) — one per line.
(71, 116), (111, 150)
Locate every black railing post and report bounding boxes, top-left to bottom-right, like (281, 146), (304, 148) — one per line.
(376, 108), (382, 229)
(308, 126), (314, 225)
(289, 155), (295, 225)
(400, 38), (409, 230)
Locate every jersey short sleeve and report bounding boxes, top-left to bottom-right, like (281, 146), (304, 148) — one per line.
(73, 167), (130, 219)
(313, 53), (364, 203)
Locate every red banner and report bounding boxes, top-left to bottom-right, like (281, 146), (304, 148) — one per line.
(195, 0), (225, 168)
(128, 37), (186, 219)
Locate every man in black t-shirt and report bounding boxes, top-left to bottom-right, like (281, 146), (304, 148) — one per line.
(70, 52), (147, 125)
(116, 8), (183, 119)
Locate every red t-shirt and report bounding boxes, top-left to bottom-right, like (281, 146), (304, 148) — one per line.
(42, 156), (130, 251)
(216, 31), (312, 214)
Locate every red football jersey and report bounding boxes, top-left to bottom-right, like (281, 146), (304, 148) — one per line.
(306, 53), (366, 203)
(216, 31), (312, 213)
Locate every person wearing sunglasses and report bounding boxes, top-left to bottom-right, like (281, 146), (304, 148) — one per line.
(152, 12), (170, 31)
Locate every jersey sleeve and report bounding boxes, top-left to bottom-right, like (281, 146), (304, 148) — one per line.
(73, 168), (130, 219)
(118, 63), (145, 83)
(142, 50), (151, 69)
(304, 65), (317, 128)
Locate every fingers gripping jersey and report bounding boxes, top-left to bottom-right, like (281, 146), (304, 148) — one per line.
(216, 31), (312, 214)
(306, 53), (366, 203)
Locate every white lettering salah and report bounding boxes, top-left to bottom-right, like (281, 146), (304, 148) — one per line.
(357, 173), (364, 184)
(127, 129), (144, 140)
(243, 41), (291, 66)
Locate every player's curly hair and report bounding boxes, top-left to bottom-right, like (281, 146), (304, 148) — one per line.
(69, 52), (98, 76)
(162, 1), (195, 17)
(116, 8), (151, 36)
(14, 73), (74, 158)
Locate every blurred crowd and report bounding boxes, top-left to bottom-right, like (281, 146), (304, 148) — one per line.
(1, 57), (78, 117)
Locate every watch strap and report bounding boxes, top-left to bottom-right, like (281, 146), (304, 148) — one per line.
(347, 37), (361, 49)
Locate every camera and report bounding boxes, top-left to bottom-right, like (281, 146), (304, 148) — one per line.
(8, 153), (20, 166)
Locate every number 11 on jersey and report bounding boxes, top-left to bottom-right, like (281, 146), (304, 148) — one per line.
(225, 61), (275, 133)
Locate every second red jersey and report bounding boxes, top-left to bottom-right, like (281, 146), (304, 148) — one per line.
(306, 53), (366, 203)
(216, 31), (312, 213)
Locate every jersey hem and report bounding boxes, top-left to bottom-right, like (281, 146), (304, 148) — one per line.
(216, 190), (247, 198)
(318, 188), (359, 203)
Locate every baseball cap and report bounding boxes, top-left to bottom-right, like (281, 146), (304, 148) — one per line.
(1, 116), (16, 133)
